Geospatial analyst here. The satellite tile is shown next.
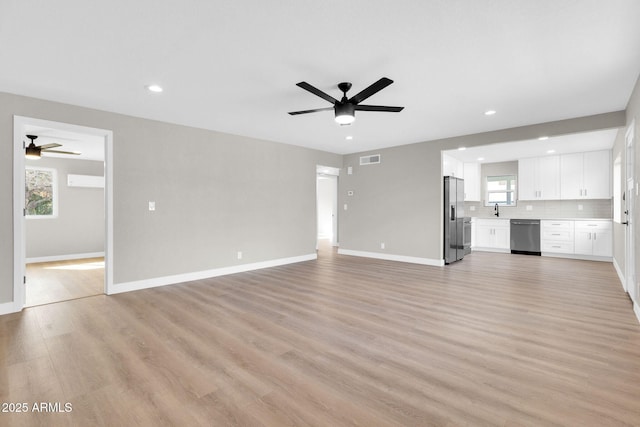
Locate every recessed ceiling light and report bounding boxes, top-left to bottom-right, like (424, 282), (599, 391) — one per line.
(547, 149), (556, 154)
(345, 136), (353, 140)
(146, 84), (163, 93)
(538, 136), (549, 141)
(477, 157), (485, 161)
(458, 147), (466, 151)
(484, 110), (496, 116)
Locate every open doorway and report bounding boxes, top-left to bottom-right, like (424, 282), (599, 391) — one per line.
(13, 117), (113, 310)
(316, 165), (339, 255)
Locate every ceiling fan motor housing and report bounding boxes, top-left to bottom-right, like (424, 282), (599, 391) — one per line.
(335, 102), (355, 124)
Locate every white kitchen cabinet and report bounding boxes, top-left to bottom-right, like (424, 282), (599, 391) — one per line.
(574, 220), (612, 257)
(518, 155), (560, 200)
(541, 220), (574, 254)
(560, 150), (611, 199)
(474, 219), (510, 252)
(442, 153), (463, 178)
(463, 162), (481, 201)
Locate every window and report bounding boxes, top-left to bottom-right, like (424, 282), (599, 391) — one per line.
(25, 167), (58, 218)
(486, 175), (516, 206)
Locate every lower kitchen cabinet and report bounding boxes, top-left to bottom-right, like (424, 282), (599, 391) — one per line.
(474, 219), (510, 252)
(541, 220), (574, 254)
(574, 220), (612, 257)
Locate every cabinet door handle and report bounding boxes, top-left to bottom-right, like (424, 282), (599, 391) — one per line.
(588, 233), (592, 240)
(552, 245), (561, 248)
(552, 233), (560, 236)
(585, 189), (587, 196)
(594, 233), (597, 240)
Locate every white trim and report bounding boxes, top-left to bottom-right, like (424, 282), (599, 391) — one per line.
(541, 252), (612, 262)
(337, 249), (444, 266)
(13, 116), (114, 311)
(110, 254), (317, 295)
(613, 257), (626, 292)
(472, 247), (510, 254)
(26, 252), (105, 264)
(0, 301), (19, 316)
(634, 301), (640, 325)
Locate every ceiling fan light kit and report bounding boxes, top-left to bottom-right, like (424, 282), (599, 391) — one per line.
(25, 142), (41, 159)
(289, 77), (404, 126)
(24, 134), (81, 159)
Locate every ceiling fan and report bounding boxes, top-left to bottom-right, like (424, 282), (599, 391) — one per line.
(288, 77), (404, 125)
(24, 134), (81, 159)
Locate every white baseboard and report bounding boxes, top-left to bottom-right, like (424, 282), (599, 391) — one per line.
(612, 257), (626, 292)
(472, 247), (510, 254)
(635, 301), (640, 325)
(337, 249), (444, 267)
(541, 252), (612, 262)
(26, 252), (105, 264)
(0, 301), (19, 316)
(110, 253), (317, 295)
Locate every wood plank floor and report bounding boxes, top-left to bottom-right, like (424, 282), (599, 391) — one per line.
(2, 247), (640, 426)
(25, 258), (104, 307)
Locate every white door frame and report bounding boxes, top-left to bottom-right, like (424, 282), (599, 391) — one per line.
(13, 116), (114, 312)
(316, 165), (340, 247)
(625, 119), (636, 303)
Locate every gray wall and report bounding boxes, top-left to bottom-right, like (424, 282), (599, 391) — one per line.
(25, 157), (104, 259)
(338, 112), (625, 263)
(0, 92), (341, 303)
(612, 128), (626, 275)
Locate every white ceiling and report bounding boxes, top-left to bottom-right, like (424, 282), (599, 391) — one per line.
(2, 1), (640, 155)
(444, 128), (619, 164)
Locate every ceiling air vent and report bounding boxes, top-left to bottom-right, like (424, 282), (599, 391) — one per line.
(360, 154), (381, 165)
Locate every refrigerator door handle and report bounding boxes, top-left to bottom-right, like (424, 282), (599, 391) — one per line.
(451, 205), (456, 221)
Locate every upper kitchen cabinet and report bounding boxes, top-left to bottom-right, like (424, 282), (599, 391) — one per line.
(560, 150), (611, 199)
(442, 153), (464, 178)
(518, 155), (560, 200)
(463, 162), (481, 201)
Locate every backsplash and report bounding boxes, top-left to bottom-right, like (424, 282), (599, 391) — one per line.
(465, 199), (612, 219)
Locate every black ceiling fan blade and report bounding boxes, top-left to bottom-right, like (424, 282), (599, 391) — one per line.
(296, 82), (339, 104)
(288, 107), (334, 116)
(354, 105), (404, 112)
(349, 77), (393, 105)
(37, 143), (62, 149)
(42, 149), (81, 155)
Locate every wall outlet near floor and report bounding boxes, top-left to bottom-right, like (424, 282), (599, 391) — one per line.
(526, 205), (533, 211)
(237, 251), (242, 260)
(381, 242), (385, 249)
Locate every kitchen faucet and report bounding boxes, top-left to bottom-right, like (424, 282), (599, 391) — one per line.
(494, 203), (499, 217)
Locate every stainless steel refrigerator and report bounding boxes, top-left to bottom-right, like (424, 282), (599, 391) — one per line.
(444, 176), (465, 264)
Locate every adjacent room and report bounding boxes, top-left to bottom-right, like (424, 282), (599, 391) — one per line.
(1, 1), (640, 426)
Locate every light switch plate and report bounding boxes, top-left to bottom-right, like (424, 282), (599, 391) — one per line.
(148, 201), (155, 211)
(347, 166), (353, 175)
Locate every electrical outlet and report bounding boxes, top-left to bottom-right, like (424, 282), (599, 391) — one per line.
(237, 251), (242, 260)
(344, 204), (348, 210)
(381, 242), (385, 249)
(347, 166), (353, 175)
(526, 205), (533, 211)
(578, 204), (583, 211)
(148, 201), (155, 211)
(469, 206), (476, 211)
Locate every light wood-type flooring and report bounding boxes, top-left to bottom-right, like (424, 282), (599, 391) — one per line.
(2, 247), (640, 426)
(25, 258), (104, 307)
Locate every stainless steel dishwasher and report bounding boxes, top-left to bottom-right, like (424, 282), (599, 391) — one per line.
(510, 219), (541, 255)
